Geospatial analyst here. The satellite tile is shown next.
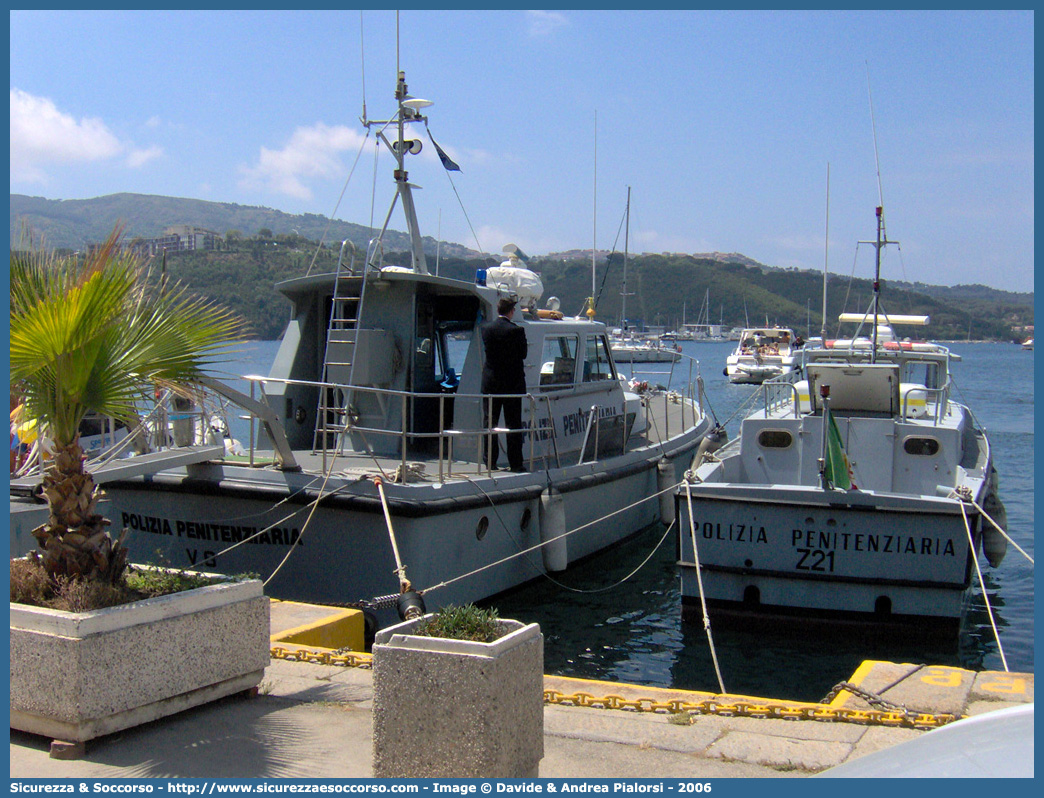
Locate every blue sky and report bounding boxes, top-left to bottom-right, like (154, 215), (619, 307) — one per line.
(9, 9), (1034, 292)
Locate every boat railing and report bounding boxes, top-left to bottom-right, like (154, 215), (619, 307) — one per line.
(232, 372), (705, 479)
(626, 352), (706, 432)
(762, 370), (804, 417)
(903, 377), (952, 426)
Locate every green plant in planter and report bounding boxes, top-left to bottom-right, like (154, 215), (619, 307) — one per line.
(413, 604), (504, 642)
(10, 225), (247, 590)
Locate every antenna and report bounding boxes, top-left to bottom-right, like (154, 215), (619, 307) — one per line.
(359, 12), (367, 123)
(821, 162), (830, 340)
(866, 62), (885, 211)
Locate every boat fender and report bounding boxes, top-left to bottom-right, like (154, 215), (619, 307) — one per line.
(539, 486), (568, 572)
(363, 610), (378, 651)
(693, 424), (728, 468)
(396, 590), (426, 621)
(981, 491), (1008, 568)
(657, 458), (676, 526)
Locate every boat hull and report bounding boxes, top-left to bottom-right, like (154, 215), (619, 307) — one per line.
(676, 485), (982, 623)
(102, 435), (701, 625)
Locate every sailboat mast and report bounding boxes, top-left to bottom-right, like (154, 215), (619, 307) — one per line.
(589, 111), (597, 318)
(621, 185), (630, 327)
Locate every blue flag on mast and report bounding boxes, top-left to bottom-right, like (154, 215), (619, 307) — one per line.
(428, 132), (461, 172)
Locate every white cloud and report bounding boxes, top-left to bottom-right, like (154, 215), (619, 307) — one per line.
(145, 115), (162, 129)
(10, 88), (124, 182)
(239, 123), (368, 200)
(525, 10), (568, 37)
(127, 145), (164, 168)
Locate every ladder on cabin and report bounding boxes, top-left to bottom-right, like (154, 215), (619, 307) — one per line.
(312, 250), (367, 453)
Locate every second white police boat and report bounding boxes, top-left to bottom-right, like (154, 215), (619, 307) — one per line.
(678, 207), (1006, 629)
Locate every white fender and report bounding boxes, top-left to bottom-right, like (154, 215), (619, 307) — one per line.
(657, 458), (676, 526)
(539, 486), (568, 572)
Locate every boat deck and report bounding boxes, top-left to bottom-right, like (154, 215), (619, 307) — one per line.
(221, 389), (702, 482)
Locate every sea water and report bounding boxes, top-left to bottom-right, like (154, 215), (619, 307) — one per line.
(224, 339), (1033, 701)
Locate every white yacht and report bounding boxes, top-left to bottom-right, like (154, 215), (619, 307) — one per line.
(723, 327), (798, 383)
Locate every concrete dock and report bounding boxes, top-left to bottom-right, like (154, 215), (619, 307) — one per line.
(9, 600), (1033, 779)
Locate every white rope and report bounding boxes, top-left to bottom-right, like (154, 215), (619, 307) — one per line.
(422, 477), (683, 596)
(684, 481), (727, 695)
(959, 500), (1008, 672)
(374, 476), (410, 592)
(262, 449), (349, 587)
(973, 499), (1034, 565)
(305, 130), (371, 276)
(456, 469), (677, 595)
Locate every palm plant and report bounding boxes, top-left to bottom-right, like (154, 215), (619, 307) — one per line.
(10, 227), (247, 585)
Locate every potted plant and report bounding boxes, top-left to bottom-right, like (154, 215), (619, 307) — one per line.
(9, 227), (267, 756)
(371, 604), (544, 778)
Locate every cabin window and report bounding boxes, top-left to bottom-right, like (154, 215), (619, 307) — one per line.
(902, 360), (941, 390)
(757, 429), (793, 449)
(903, 436), (941, 456)
(539, 335), (579, 390)
(582, 335), (616, 382)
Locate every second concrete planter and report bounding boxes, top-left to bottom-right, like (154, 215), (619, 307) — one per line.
(372, 614), (544, 778)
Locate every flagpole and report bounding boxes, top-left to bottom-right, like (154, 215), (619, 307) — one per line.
(819, 385), (831, 490)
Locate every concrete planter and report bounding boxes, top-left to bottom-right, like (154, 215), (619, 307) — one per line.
(372, 615), (544, 778)
(10, 567), (269, 751)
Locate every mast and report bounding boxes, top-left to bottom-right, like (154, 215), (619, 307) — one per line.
(589, 111), (597, 319)
(821, 163), (830, 340)
(859, 69), (897, 363)
(621, 185), (631, 328)
(363, 65), (432, 274)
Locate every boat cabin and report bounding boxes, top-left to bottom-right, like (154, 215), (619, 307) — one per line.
(260, 266), (638, 467)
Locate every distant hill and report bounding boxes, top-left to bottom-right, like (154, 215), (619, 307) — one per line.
(9, 193), (1033, 342)
(9, 193), (476, 259)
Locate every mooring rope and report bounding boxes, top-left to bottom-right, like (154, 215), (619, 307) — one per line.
(421, 478), (683, 598)
(972, 498), (1034, 565)
(957, 496), (1008, 672)
(684, 480), (727, 695)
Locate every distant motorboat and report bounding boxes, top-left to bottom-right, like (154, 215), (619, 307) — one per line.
(609, 335), (682, 363)
(1021, 338), (1033, 350)
(723, 326), (798, 383)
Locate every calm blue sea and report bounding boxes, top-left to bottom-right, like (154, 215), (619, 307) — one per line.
(223, 339), (1033, 701)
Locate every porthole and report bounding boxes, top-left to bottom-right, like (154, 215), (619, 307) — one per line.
(903, 436), (940, 456)
(757, 429), (793, 449)
(475, 516), (489, 541)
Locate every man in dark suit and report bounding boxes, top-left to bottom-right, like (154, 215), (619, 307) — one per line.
(481, 297), (528, 472)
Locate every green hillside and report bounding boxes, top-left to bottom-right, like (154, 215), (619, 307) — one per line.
(9, 193), (472, 258)
(10, 193), (1032, 342)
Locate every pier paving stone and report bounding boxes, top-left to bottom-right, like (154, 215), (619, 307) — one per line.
(968, 670), (1033, 705)
(843, 725), (924, 762)
(842, 661), (973, 717)
(704, 731), (852, 773)
(539, 735), (800, 779)
(543, 704), (723, 753)
(714, 714), (867, 743)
